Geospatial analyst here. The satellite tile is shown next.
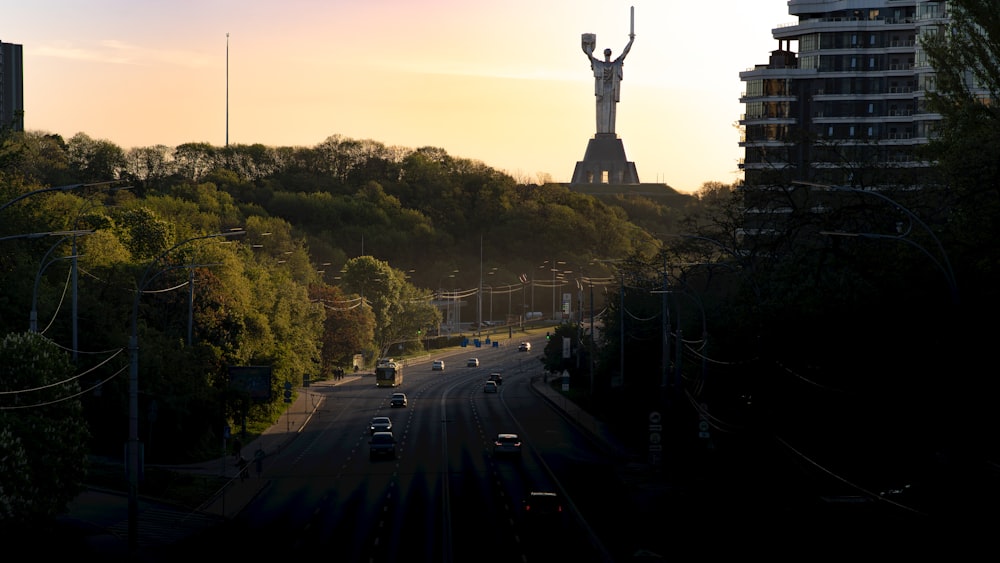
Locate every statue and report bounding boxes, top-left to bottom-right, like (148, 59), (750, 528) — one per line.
(582, 7), (635, 135)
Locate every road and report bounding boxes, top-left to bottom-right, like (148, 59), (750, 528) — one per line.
(158, 337), (666, 561)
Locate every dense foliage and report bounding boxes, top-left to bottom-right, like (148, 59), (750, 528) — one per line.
(0, 130), (696, 476)
(0, 331), (89, 528)
(5, 12), (1000, 520)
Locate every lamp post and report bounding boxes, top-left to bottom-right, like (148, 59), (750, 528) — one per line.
(31, 233), (93, 332)
(798, 181), (958, 304)
(1, 183), (86, 213)
(551, 264), (558, 321)
(187, 262), (224, 346)
(72, 185), (133, 360)
(127, 230), (243, 554)
(0, 229), (94, 243)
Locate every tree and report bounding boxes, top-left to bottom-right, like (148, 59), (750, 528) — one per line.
(341, 256), (413, 357)
(921, 0), (1000, 303)
(310, 284), (374, 377)
(65, 133), (126, 184)
(920, 0), (1000, 463)
(0, 332), (89, 529)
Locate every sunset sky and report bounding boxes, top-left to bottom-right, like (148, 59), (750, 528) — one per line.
(7, 1), (792, 194)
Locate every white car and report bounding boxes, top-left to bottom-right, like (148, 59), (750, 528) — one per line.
(432, 360), (445, 371)
(518, 342), (531, 352)
(467, 358), (480, 367)
(483, 381), (498, 393)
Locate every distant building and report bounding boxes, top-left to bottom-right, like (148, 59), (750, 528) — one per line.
(0, 40), (24, 132)
(739, 0), (955, 189)
(735, 0), (986, 241)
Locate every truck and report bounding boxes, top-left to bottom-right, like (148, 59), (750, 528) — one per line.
(375, 363), (403, 388)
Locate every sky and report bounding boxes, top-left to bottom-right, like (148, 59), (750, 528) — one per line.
(6, 1), (794, 194)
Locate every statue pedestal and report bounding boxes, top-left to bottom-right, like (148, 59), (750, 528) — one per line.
(571, 134), (639, 185)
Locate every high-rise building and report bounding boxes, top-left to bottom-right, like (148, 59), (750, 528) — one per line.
(0, 40), (24, 132)
(739, 1), (953, 189)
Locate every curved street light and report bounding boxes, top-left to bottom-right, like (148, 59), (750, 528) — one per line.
(0, 229), (94, 242)
(0, 181), (128, 213)
(796, 181), (959, 304)
(30, 233), (94, 332)
(127, 230), (244, 554)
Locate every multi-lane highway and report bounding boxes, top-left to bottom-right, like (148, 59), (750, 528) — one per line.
(169, 337), (664, 562)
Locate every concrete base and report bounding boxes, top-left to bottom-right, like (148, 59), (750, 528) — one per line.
(571, 134), (639, 185)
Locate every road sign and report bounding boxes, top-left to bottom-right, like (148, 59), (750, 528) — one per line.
(698, 419), (710, 439)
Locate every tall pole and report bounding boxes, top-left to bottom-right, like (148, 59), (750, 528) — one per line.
(31, 236), (77, 332)
(662, 257), (670, 390)
(128, 231), (243, 555)
(187, 264), (195, 346)
(71, 236), (79, 359)
(552, 262), (556, 321)
(590, 280), (595, 393)
(478, 235), (483, 336)
(620, 273), (625, 388)
(226, 33), (231, 147)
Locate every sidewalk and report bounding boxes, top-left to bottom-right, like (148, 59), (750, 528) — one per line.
(56, 375), (360, 558)
(167, 374), (362, 519)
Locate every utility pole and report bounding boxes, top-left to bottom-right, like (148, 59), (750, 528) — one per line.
(589, 279), (595, 394)
(662, 257), (670, 391)
(226, 33), (229, 147)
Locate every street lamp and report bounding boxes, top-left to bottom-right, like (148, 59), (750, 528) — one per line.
(31, 233), (93, 332)
(71, 185), (133, 360)
(127, 230), (244, 554)
(797, 181), (959, 304)
(1, 183), (85, 213)
(0, 229), (94, 242)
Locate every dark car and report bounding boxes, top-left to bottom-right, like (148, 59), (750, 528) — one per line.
(493, 433), (522, 457)
(488, 372), (503, 386)
(522, 491), (564, 525)
(369, 416), (392, 434)
(368, 431), (396, 460)
(390, 392), (407, 408)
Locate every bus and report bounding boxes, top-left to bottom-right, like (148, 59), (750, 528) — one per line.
(375, 363), (403, 388)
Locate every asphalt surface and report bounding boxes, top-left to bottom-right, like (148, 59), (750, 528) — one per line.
(43, 371), (657, 561)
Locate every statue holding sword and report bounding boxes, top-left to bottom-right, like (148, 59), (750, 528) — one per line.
(582, 6), (635, 135)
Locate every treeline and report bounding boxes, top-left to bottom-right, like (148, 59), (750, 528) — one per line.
(0, 129), (701, 470)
